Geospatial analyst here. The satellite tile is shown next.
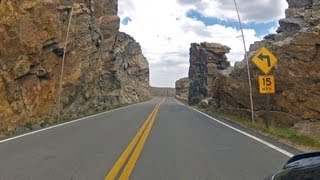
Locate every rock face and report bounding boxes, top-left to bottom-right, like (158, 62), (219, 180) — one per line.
(0, 0), (150, 135)
(175, 77), (189, 100)
(109, 32), (150, 104)
(188, 42), (230, 104)
(187, 0), (320, 138)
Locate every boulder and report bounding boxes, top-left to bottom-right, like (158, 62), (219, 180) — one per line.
(175, 77), (190, 100)
(201, 42), (231, 55)
(286, 0), (313, 8)
(199, 97), (214, 108)
(276, 17), (307, 35)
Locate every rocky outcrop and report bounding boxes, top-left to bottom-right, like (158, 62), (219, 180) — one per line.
(187, 0), (320, 139)
(0, 0), (150, 135)
(175, 77), (189, 100)
(188, 42), (230, 104)
(108, 32), (150, 104)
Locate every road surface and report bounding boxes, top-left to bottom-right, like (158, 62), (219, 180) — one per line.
(0, 97), (297, 180)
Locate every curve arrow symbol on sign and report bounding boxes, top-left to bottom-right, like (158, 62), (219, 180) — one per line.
(252, 47), (278, 74)
(258, 53), (271, 67)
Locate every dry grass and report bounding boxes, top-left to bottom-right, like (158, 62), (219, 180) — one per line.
(150, 87), (175, 97)
(198, 106), (320, 151)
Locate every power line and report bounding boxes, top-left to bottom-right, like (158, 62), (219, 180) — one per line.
(233, 0), (255, 123)
(57, 5), (75, 122)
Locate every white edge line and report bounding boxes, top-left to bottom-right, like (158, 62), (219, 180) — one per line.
(0, 100), (152, 144)
(174, 98), (294, 158)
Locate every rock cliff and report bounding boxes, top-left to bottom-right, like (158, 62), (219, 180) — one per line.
(188, 42), (230, 104)
(187, 0), (320, 138)
(175, 77), (189, 100)
(0, 0), (150, 135)
(109, 32), (150, 104)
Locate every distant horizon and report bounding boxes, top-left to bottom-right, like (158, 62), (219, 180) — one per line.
(150, 86), (175, 89)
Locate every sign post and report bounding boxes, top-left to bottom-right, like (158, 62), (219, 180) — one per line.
(258, 75), (275, 128)
(252, 47), (277, 128)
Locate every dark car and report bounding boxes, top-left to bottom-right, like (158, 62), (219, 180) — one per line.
(268, 151), (320, 180)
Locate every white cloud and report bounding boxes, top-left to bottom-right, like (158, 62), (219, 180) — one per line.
(118, 0), (286, 87)
(177, 0), (288, 23)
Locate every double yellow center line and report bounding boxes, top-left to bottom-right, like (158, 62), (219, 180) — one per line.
(105, 99), (165, 180)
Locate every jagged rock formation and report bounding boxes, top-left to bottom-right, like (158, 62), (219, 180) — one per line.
(109, 32), (150, 104)
(188, 42), (230, 104)
(175, 77), (189, 100)
(0, 0), (150, 135)
(187, 0), (320, 139)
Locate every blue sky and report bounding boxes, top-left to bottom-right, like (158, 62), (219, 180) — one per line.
(186, 9), (278, 37)
(122, 10), (278, 37)
(122, 17), (132, 25)
(122, 10), (279, 37)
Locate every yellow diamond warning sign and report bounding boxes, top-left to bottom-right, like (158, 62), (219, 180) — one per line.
(259, 75), (275, 94)
(252, 47), (277, 74)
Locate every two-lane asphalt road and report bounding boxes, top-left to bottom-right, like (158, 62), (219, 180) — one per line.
(0, 97), (296, 179)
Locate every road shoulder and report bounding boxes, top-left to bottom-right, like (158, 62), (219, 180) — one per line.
(174, 98), (303, 156)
